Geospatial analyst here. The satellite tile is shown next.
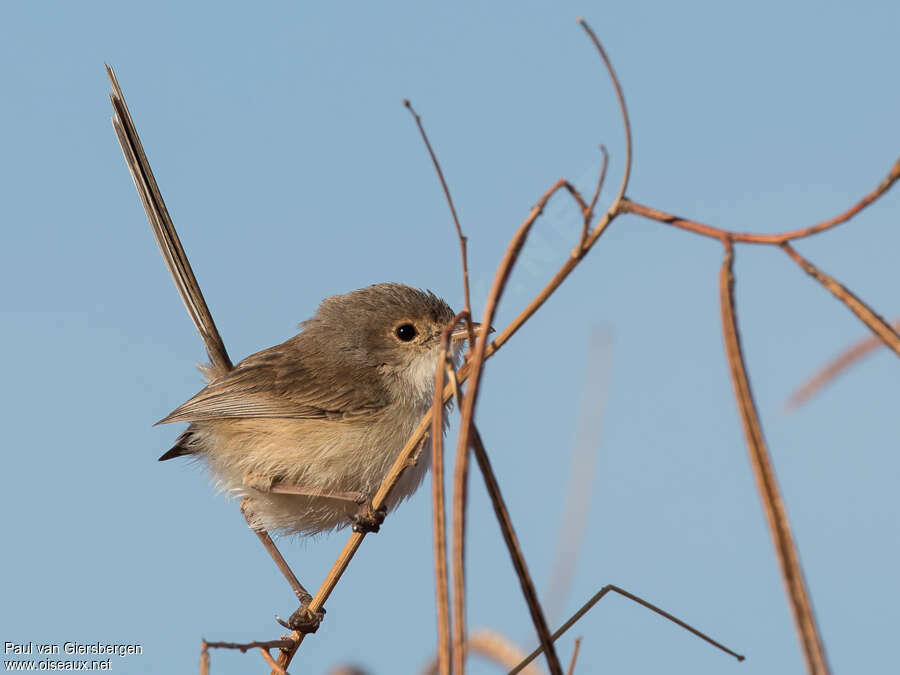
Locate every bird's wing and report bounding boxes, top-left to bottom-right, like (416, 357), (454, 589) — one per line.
(157, 341), (390, 424)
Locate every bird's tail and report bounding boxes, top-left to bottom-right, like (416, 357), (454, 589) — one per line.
(107, 65), (233, 375)
(158, 429), (196, 461)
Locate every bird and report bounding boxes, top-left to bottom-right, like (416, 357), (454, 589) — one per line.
(107, 66), (483, 632)
(157, 282), (473, 535)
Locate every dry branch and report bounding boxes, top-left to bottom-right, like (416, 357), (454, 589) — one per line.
(619, 153), (900, 244)
(429, 353), (451, 675)
(509, 584), (744, 674)
(469, 427), (561, 675)
(780, 243), (900, 359)
(451, 178), (586, 675)
(565, 637), (583, 675)
(259, 648), (287, 675)
(404, 100), (475, 345)
(199, 644), (209, 675)
(429, 311), (471, 675)
(718, 243), (830, 675)
(405, 99), (476, 675)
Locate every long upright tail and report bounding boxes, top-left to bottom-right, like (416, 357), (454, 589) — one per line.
(106, 65), (233, 378)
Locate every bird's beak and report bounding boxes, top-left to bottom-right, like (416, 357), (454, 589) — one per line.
(449, 320), (494, 342)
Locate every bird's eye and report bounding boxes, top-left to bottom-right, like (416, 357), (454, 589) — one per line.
(395, 323), (418, 342)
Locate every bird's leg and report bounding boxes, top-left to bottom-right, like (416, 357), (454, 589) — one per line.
(239, 499), (324, 634)
(243, 472), (369, 504)
(243, 472), (385, 534)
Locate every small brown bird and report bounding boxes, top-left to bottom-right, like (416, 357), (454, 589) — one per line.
(158, 283), (471, 535)
(107, 66), (483, 630)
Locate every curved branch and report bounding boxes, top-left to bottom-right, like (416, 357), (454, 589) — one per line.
(578, 19), (633, 212)
(619, 152), (900, 244)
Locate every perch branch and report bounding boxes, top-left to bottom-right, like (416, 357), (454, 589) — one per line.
(719, 242), (830, 675)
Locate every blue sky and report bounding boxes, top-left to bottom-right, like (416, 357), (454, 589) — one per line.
(2, 2), (898, 674)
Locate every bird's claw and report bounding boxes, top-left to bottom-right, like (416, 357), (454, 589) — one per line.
(350, 503), (387, 534)
(277, 600), (326, 634)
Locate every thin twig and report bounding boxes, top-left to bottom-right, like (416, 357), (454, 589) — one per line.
(719, 242), (830, 675)
(470, 426), (562, 675)
(404, 100), (475, 347)
(786, 317), (900, 409)
(203, 638), (296, 653)
(260, 648), (287, 674)
(406, 95), (479, 674)
(565, 637), (583, 675)
(781, 243), (900, 359)
(455, 179), (578, 675)
(429, 312), (469, 675)
(618, 152), (900, 244)
(509, 584), (745, 674)
(578, 145), (609, 251)
(577, 19), (633, 211)
(442, 313), (473, 675)
(199, 643), (209, 675)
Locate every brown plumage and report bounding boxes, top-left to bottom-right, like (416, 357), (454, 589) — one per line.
(107, 67), (475, 536)
(159, 283), (464, 534)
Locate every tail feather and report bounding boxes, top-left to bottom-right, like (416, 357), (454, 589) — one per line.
(158, 430), (195, 461)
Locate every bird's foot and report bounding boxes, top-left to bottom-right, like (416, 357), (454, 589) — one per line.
(350, 503), (387, 534)
(276, 598), (326, 634)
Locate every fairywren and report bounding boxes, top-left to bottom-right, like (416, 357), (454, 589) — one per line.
(158, 283), (475, 535)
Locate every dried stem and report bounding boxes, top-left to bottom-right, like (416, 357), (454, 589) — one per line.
(786, 317), (900, 409)
(259, 648), (287, 674)
(780, 243), (900, 359)
(578, 145), (609, 250)
(618, 152), (900, 244)
(577, 18), (633, 210)
(429, 311), (470, 675)
(404, 100), (475, 346)
(445, 331), (471, 675)
(203, 639), (296, 653)
(565, 637), (583, 675)
(469, 426), (561, 675)
(719, 242), (830, 675)
(199, 643), (209, 675)
(509, 584), (745, 674)
(453, 179), (579, 675)
(406, 96), (478, 674)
